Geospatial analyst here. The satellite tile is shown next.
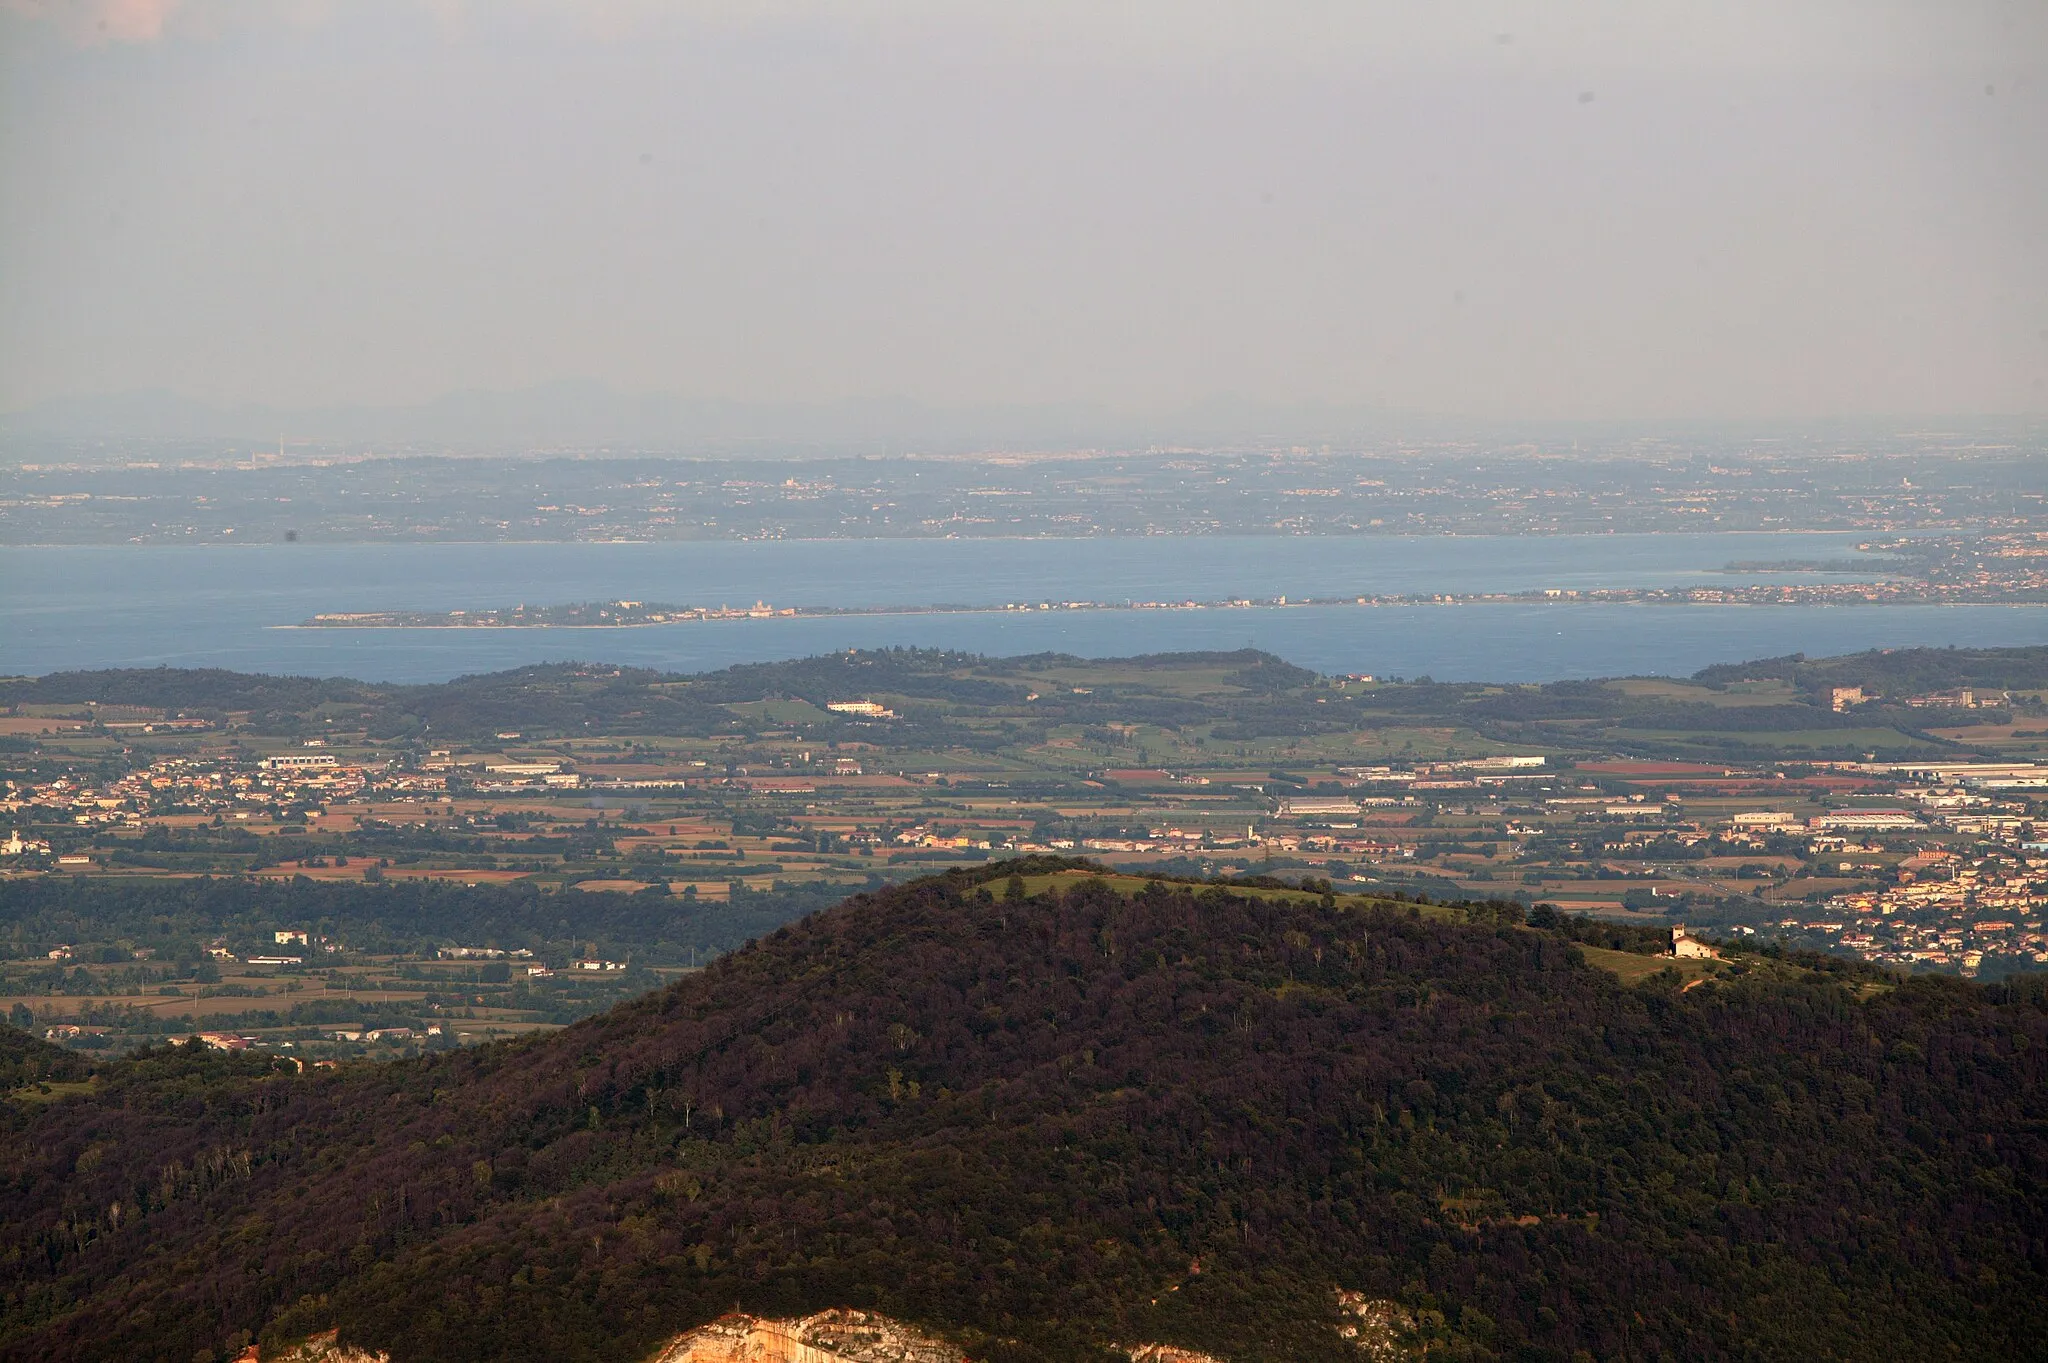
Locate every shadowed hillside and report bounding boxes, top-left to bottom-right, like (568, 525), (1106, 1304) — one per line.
(2, 864), (2044, 1362)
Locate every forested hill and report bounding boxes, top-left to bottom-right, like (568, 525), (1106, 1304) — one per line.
(6, 642), (2041, 759)
(1691, 643), (2048, 692)
(3, 866), (2045, 1363)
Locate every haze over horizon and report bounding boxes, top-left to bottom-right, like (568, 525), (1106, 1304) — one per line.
(3, 0), (2045, 434)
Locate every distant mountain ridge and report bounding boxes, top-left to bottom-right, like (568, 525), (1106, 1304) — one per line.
(5, 642), (2042, 763)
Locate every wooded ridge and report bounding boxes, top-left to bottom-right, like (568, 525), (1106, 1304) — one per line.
(1, 862), (2043, 1362)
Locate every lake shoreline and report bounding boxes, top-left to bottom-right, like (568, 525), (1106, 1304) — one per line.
(11, 532), (2043, 683)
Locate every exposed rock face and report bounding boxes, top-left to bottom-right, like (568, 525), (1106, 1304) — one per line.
(258, 1313), (1315, 1363)
(262, 1299), (1415, 1363)
(645, 1309), (966, 1363)
(1334, 1290), (1421, 1361)
(256, 1330), (391, 1363)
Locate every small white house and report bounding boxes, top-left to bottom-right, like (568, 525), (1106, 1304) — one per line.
(1670, 924), (1720, 959)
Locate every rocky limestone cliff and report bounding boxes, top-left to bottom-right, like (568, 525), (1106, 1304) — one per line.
(643, 1309), (966, 1363)
(255, 1295), (1420, 1363)
(1334, 1291), (1422, 1362)
(247, 1330), (391, 1363)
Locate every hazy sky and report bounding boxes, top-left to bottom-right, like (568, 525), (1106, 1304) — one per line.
(2, 0), (2044, 422)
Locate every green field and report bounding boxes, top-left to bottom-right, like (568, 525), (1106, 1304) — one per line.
(6, 1077), (99, 1105)
(1014, 868), (1466, 919)
(1577, 944), (1717, 985)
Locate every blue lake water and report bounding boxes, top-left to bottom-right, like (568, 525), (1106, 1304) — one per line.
(4, 534), (2040, 682)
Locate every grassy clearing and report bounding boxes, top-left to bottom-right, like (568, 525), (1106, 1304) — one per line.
(1013, 869), (1463, 919)
(1577, 945), (1716, 985)
(725, 699), (834, 723)
(8, 1078), (99, 1105)
(1576, 943), (1890, 995)
(1604, 679), (1799, 707)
